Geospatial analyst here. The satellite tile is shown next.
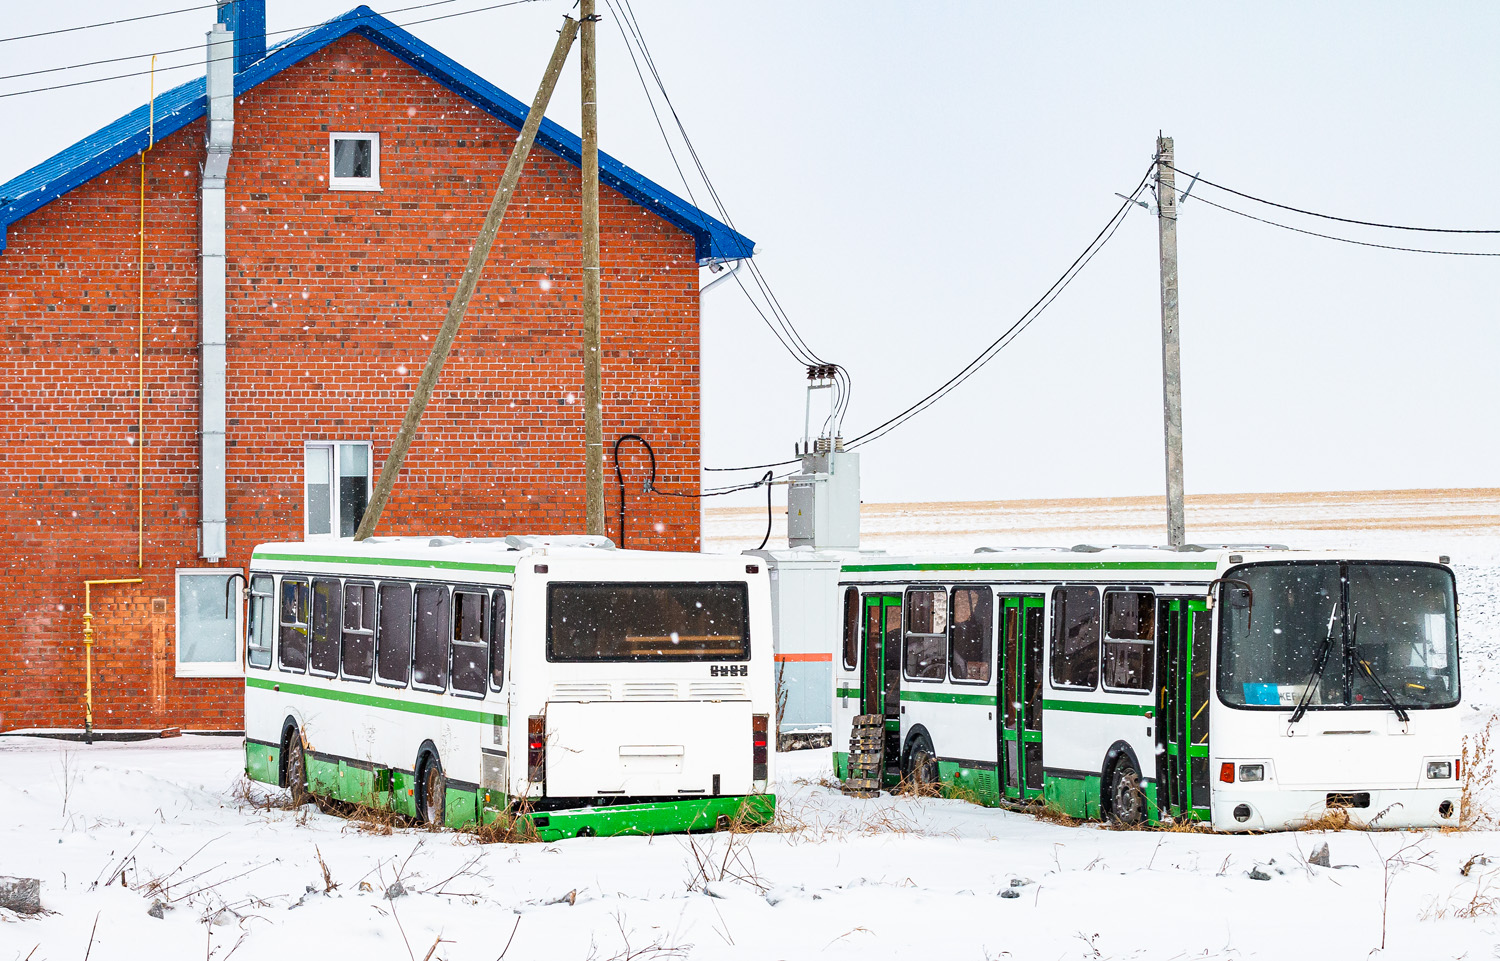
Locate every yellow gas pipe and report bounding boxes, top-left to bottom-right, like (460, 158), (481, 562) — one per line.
(83, 578), (143, 744)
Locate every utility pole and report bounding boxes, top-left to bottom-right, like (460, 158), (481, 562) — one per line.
(355, 17), (580, 541)
(1156, 134), (1186, 548)
(580, 0), (605, 536)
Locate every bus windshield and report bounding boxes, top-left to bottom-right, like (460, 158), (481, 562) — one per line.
(546, 582), (750, 662)
(1218, 561), (1458, 710)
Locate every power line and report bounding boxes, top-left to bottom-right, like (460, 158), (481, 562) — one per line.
(602, 0), (851, 433)
(0, 3), (221, 45)
(1168, 164), (1500, 235)
(0, 0), (552, 100)
(844, 164), (1156, 453)
(0, 0), (477, 85)
(608, 0), (853, 434)
(1189, 192), (1500, 257)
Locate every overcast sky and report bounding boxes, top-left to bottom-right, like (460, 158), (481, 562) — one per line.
(3, 1), (1497, 512)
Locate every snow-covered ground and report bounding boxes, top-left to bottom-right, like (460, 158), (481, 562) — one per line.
(3, 498), (1498, 960)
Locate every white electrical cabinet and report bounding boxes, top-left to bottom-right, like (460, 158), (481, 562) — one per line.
(745, 549), (843, 735)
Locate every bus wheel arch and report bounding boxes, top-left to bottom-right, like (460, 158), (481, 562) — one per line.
(415, 742), (446, 826)
(1101, 741), (1146, 825)
(901, 727), (939, 790)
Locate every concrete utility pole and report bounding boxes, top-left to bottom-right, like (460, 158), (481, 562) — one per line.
(580, 0), (606, 536)
(1156, 134), (1186, 548)
(354, 16), (580, 541)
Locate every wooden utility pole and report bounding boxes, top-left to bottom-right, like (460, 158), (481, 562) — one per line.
(1156, 134), (1186, 548)
(354, 17), (580, 541)
(580, 0), (605, 536)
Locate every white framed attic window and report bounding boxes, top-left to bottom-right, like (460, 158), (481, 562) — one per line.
(329, 132), (381, 190)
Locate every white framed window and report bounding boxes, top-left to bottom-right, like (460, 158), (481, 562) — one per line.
(329, 132), (381, 190)
(305, 441), (371, 538)
(176, 568), (244, 678)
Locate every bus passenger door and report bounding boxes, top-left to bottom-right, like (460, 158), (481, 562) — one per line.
(998, 595), (1045, 802)
(1156, 598), (1211, 819)
(860, 593), (903, 785)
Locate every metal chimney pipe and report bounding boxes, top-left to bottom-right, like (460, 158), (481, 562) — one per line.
(199, 18), (234, 561)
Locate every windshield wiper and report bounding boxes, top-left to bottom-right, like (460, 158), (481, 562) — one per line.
(1349, 615), (1411, 724)
(1290, 602), (1340, 725)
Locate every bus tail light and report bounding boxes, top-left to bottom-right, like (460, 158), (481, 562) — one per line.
(527, 715), (545, 784)
(752, 714), (769, 781)
(1219, 762), (1235, 784)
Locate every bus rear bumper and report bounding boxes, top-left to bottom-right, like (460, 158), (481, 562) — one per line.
(501, 794), (777, 842)
(1211, 787), (1460, 832)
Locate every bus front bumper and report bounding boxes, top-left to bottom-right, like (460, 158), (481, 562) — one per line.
(1211, 786), (1460, 832)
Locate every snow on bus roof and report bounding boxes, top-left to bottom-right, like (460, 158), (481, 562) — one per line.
(248, 535), (760, 569)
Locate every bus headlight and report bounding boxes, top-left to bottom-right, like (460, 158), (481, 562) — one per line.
(1426, 761), (1453, 780)
(1238, 764), (1264, 783)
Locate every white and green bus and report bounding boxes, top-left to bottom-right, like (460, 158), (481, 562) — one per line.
(242, 535), (775, 840)
(830, 546), (1463, 831)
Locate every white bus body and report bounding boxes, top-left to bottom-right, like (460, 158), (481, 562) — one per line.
(243, 537), (775, 839)
(824, 547), (1462, 831)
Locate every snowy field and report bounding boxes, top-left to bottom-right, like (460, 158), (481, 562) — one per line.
(3, 494), (1499, 960)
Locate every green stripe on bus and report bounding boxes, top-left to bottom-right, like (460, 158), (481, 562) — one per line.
(842, 561), (1219, 573)
(1042, 698), (1154, 717)
(836, 686), (861, 699)
(901, 690), (998, 707)
(251, 552), (516, 574)
(246, 676), (507, 726)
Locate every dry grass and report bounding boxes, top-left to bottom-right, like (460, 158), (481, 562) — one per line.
(1026, 801), (1083, 828)
(1460, 715), (1497, 830)
(464, 801), (543, 845)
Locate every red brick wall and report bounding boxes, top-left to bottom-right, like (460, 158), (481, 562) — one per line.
(0, 35), (702, 733)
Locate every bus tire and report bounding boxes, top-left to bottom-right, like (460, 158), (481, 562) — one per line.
(417, 751), (446, 827)
(1106, 757), (1146, 826)
(283, 726), (309, 806)
(903, 734), (939, 793)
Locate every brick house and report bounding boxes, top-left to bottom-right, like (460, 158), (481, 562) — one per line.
(0, 1), (753, 734)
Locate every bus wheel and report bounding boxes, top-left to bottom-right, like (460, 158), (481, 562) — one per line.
(1107, 758), (1146, 826)
(419, 753), (447, 827)
(284, 729), (309, 806)
(903, 736), (940, 795)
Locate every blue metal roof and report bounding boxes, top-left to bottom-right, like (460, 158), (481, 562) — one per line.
(0, 5), (755, 264)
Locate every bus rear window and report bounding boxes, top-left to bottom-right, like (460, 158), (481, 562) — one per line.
(546, 582), (750, 662)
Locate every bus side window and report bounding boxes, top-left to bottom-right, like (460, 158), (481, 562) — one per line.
(490, 590), (507, 691)
(841, 587), (859, 670)
(376, 582), (413, 687)
(1050, 586), (1100, 690)
(904, 588), (947, 680)
(1102, 589), (1154, 692)
(948, 587), (992, 683)
(342, 581), (376, 681)
(413, 584), (450, 692)
(247, 574), (275, 670)
(451, 590), (488, 697)
(309, 578), (342, 677)
(279, 577), (309, 673)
